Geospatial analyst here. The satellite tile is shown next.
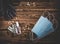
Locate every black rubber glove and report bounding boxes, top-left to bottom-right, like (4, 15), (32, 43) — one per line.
(0, 0), (16, 20)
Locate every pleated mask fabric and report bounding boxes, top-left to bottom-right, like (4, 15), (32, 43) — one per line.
(31, 16), (54, 39)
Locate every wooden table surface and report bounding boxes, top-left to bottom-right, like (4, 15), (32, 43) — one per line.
(0, 1), (59, 44)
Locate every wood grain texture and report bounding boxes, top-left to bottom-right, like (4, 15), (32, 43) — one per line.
(0, 1), (58, 44)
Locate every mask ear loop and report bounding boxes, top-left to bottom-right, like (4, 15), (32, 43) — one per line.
(42, 10), (49, 17)
(42, 10), (58, 30)
(46, 11), (58, 30)
(52, 18), (58, 30)
(30, 32), (40, 41)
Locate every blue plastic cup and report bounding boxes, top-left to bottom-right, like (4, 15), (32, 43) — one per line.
(31, 16), (54, 39)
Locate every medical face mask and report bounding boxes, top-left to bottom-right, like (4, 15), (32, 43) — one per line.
(31, 16), (54, 39)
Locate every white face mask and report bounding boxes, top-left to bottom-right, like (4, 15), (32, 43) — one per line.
(8, 21), (21, 35)
(31, 16), (54, 39)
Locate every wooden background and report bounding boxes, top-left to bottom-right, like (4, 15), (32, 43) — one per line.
(0, 0), (60, 44)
